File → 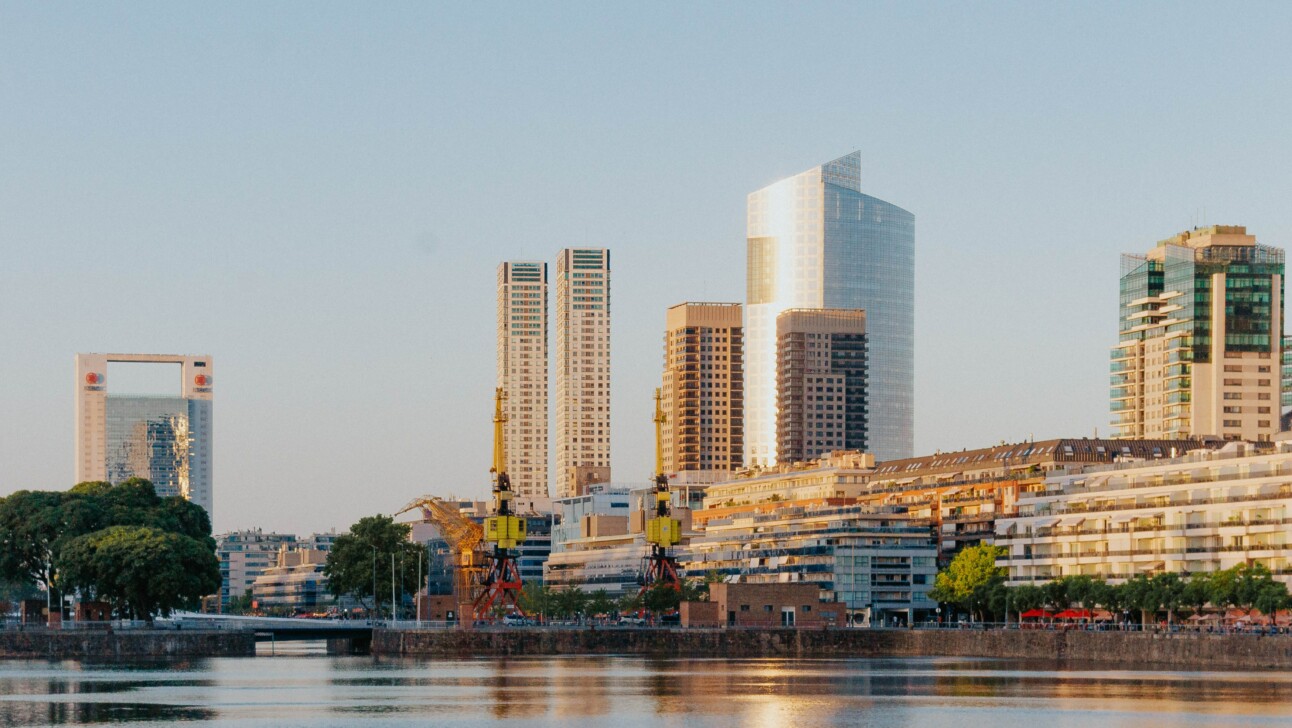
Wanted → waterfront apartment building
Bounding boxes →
[662,302,744,474]
[746,151,914,466]
[250,547,331,613]
[997,439,1290,588]
[682,503,937,627]
[1113,226,1284,442]
[860,438,1223,564]
[776,308,868,464]
[216,530,297,609]
[497,261,549,501]
[555,248,611,498]
[545,485,642,595]
[75,353,214,515]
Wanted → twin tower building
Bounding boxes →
[499,152,916,502]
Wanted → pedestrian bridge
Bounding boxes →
[170,613,374,641]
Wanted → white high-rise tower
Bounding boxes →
[497,261,550,501]
[555,248,611,497]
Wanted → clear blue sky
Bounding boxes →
[2,2,1290,534]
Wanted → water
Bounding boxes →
[2,641,1291,727]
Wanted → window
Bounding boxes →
[763,605,773,612]
[740,605,750,612]
[1224,419,1241,428]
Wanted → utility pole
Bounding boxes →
[391,553,397,627]
[372,547,378,624]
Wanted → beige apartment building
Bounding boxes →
[1113,226,1283,442]
[997,439,1290,588]
[776,308,867,464]
[497,261,549,501]
[555,248,611,497]
[661,302,744,475]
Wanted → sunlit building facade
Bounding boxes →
[555,248,612,497]
[498,261,549,501]
[75,353,214,514]
[1113,226,1284,442]
[746,151,913,466]
[662,302,744,474]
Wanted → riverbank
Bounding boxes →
[0,629,255,659]
[372,627,1292,669]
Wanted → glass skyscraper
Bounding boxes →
[76,353,214,515]
[746,152,914,465]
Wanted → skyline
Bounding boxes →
[3,3,1291,534]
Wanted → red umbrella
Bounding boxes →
[1054,609,1093,620]
[1019,609,1052,619]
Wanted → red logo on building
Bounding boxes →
[85,373,101,385]
[194,375,211,387]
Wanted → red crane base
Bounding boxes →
[473,553,525,621]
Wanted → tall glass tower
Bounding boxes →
[746,152,914,465]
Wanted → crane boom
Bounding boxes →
[394,496,484,615]
[641,388,682,594]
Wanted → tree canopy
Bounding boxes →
[929,544,1007,621]
[323,514,424,617]
[0,479,218,620]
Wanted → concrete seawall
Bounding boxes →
[0,630,255,659]
[373,628,1292,669]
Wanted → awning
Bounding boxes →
[1031,517,1059,528]
[1057,517,1086,527]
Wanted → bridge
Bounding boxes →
[170,612,375,642]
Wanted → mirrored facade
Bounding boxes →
[76,353,214,515]
[746,152,914,465]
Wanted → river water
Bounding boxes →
[2,641,1290,727]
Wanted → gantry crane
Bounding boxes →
[395,496,484,615]
[640,388,682,593]
[473,387,527,619]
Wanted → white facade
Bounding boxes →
[75,353,214,515]
[746,152,915,466]
[497,261,549,500]
[555,248,611,498]
[998,440,1292,588]
[217,530,297,609]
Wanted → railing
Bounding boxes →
[1000,516,1292,541]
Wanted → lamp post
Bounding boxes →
[371,547,378,624]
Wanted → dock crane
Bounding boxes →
[640,388,682,593]
[473,387,527,619]
[394,496,483,616]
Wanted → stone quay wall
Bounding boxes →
[372,627,1292,669]
[0,629,255,659]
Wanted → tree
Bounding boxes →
[1041,578,1071,611]
[553,586,589,619]
[928,544,1007,622]
[643,583,681,618]
[0,480,219,620]
[0,490,68,596]
[1231,563,1279,617]
[617,591,643,615]
[1181,574,1212,617]
[323,515,424,618]
[1008,584,1046,614]
[587,589,616,620]
[59,526,220,621]
[519,581,554,620]
[1150,572,1186,628]
[1253,581,1290,618]
[1121,574,1161,626]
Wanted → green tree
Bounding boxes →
[1150,572,1187,627]
[1041,578,1071,611]
[553,586,589,618]
[1181,574,1213,617]
[226,591,256,615]
[1008,584,1046,614]
[587,589,616,620]
[1121,574,1161,626]
[643,583,681,618]
[59,526,220,621]
[1253,581,1290,618]
[1231,563,1278,617]
[928,544,1007,622]
[0,490,68,597]
[519,581,554,620]
[323,514,423,618]
[617,591,643,615]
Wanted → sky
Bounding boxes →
[2,2,1291,535]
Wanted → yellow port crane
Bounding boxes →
[474,387,527,619]
[394,496,484,616]
[640,388,682,593]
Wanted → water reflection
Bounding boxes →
[1,652,1291,727]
